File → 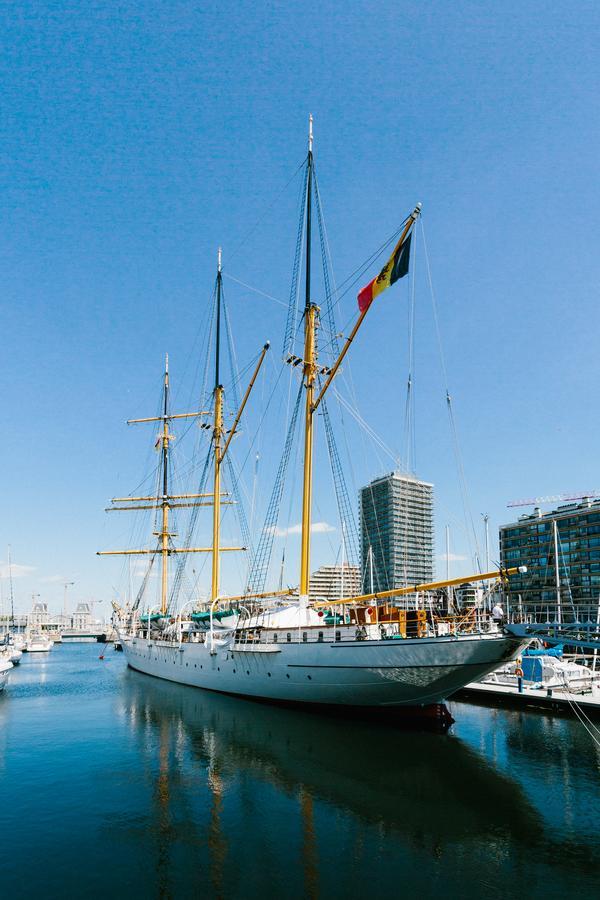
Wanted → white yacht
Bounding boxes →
[0,657,12,692]
[1,642,22,666]
[481,646,600,694]
[24,632,54,653]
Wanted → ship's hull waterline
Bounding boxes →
[121,632,521,708]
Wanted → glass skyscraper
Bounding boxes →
[359,472,434,592]
[500,499,600,618]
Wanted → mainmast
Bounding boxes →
[295,116,422,608]
[299,114,317,607]
[212,248,224,603]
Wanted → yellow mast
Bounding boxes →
[210,247,271,604]
[299,115,316,607]
[295,117,421,605]
[300,305,317,600]
[211,386,224,602]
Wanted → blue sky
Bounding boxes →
[1,1,599,616]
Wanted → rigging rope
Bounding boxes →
[246,380,304,593]
[169,443,213,609]
[313,163,340,361]
[222,286,241,412]
[225,452,252,559]
[421,217,482,572]
[403,226,417,474]
[283,163,309,359]
[321,394,360,567]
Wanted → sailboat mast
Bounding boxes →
[8,545,14,628]
[299,115,317,603]
[211,248,224,602]
[553,519,562,625]
[160,355,170,615]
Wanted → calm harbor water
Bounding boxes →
[0,644,599,899]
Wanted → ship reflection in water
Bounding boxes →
[116,671,600,898]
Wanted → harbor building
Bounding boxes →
[309,564,361,602]
[500,499,600,618]
[72,602,93,631]
[360,472,434,592]
[29,600,49,627]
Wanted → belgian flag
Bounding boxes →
[357,231,412,313]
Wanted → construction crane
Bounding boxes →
[507,491,600,508]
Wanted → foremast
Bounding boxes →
[99,248,270,618]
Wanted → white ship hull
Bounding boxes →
[122,632,521,708]
[0,660,12,692]
[25,639,54,652]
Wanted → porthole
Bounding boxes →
[233,669,236,674]
[286,673,290,679]
[307,674,312,680]
[267,672,271,677]
[247,670,250,675]
[217,666,220,671]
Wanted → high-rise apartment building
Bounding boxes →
[500,499,600,617]
[360,472,434,592]
[309,564,361,602]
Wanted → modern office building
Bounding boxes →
[500,499,600,617]
[360,472,434,592]
[309,564,361,602]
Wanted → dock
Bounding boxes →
[454,680,600,717]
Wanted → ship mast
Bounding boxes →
[98,252,271,615]
[299,114,317,609]
[212,247,224,603]
[160,354,171,615]
[296,116,422,608]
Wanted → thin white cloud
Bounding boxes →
[267,522,336,538]
[131,562,158,578]
[39,574,70,584]
[0,561,36,579]
[438,552,467,562]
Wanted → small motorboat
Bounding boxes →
[24,632,54,653]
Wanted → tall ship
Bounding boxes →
[100,120,526,716]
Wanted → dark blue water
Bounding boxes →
[0,644,598,899]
